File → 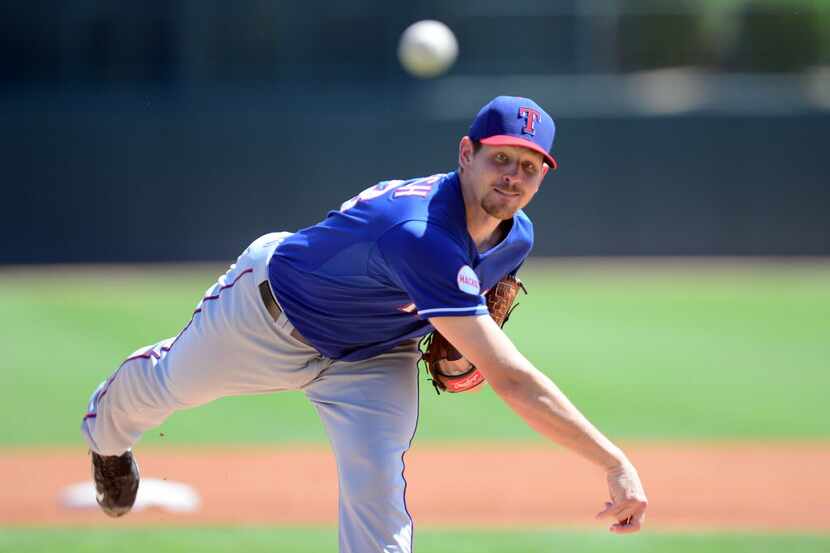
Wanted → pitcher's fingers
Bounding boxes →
[605,501,646,526]
[626,501,648,521]
[595,501,614,519]
[610,519,642,534]
[598,502,630,520]
[615,511,646,531]
[610,515,644,534]
[613,499,648,522]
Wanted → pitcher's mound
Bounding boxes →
[60,478,200,513]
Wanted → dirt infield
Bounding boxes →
[2,442,829,532]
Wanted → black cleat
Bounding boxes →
[90,450,140,517]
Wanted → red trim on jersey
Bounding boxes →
[82,268,255,421]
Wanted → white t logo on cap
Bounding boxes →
[518,106,541,135]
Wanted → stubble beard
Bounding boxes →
[481,190,522,221]
[481,200,515,220]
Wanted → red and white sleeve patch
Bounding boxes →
[456,265,481,295]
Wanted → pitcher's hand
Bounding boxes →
[596,461,648,534]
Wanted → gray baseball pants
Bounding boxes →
[81,233,421,553]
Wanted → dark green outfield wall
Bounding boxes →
[1,87,827,262]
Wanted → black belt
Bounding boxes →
[258,281,314,347]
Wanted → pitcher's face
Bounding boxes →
[458,137,547,220]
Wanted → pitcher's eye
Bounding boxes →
[494,153,508,163]
[523,161,538,175]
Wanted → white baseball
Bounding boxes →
[397,20,459,79]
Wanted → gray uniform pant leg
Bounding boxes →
[80,231,424,553]
[304,341,421,553]
[81,232,322,455]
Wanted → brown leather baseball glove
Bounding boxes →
[419,274,526,394]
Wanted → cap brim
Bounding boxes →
[480,135,558,170]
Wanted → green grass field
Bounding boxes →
[1,260,828,552]
[2,527,829,553]
[1,260,828,446]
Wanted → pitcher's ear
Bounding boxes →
[459,136,475,168]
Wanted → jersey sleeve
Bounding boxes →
[376,220,488,318]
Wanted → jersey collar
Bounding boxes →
[446,171,522,263]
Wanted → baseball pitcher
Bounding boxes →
[81,96,647,552]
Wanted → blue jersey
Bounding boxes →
[267,171,533,361]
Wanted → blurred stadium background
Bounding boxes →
[2,0,828,261]
[2,1,829,552]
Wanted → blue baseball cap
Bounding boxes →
[468,96,557,169]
